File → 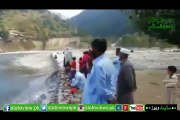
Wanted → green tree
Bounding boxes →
[131,9,180,48]
[31,17,50,50]
[0,24,9,41]
[36,27,49,50]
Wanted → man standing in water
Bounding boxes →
[82,38,116,104]
[117,48,137,104]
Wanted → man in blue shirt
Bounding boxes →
[71,70,86,91]
[113,48,121,71]
[82,38,116,104]
[112,48,121,93]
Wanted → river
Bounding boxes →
[0,51,62,110]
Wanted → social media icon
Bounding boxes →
[78,104,84,112]
[116,104,122,111]
[135,104,144,111]
[122,104,129,111]
[130,104,136,111]
[130,104,144,111]
[40,104,47,112]
[4,104,10,112]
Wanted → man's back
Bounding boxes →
[82,54,116,104]
[82,54,90,62]
[64,50,72,63]
[71,60,76,70]
[72,71,86,90]
[113,57,121,71]
[117,60,137,95]
[76,72,86,84]
[112,57,121,92]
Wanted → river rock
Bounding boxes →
[70,98,81,104]
[40,94,46,99]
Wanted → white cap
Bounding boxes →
[120,48,130,55]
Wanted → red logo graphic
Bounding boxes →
[122,104,129,111]
[135,105,144,111]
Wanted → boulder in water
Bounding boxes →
[40,94,46,99]
[173,49,180,52]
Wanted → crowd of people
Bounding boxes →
[60,38,179,104]
[61,38,137,104]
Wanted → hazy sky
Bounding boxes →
[49,10,84,18]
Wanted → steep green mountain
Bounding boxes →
[70,10,137,38]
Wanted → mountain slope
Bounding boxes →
[0,10,91,51]
[70,10,137,37]
[0,10,79,39]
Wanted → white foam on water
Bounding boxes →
[0,51,64,107]
[10,51,65,70]
[51,52,64,68]
[12,53,52,69]
[9,52,59,75]
[11,75,50,104]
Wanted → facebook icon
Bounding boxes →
[4,104,10,112]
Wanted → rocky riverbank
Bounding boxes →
[48,69,82,104]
